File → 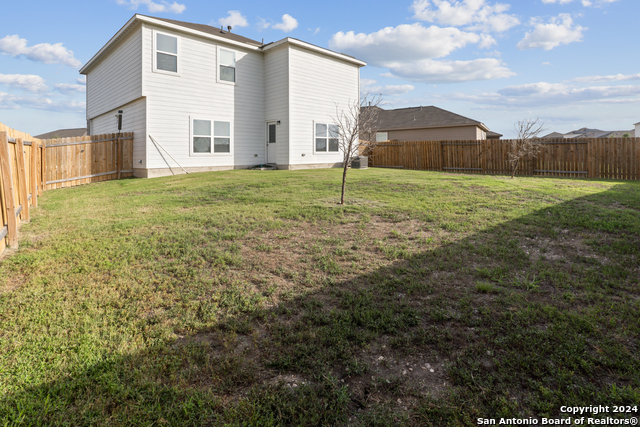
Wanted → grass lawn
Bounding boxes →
[0,168,639,426]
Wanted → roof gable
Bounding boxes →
[368,106,488,132]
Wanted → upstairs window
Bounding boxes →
[155,32,178,73]
[315,123,339,152]
[219,48,236,83]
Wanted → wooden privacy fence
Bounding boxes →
[42,133,134,190]
[1,121,135,254]
[0,132,44,254]
[369,137,640,180]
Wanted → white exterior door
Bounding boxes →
[267,122,277,164]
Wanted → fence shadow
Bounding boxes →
[1,182,639,425]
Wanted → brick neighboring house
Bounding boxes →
[365,105,501,142]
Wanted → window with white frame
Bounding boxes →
[315,123,339,152]
[219,48,236,83]
[155,32,178,73]
[191,118,231,154]
[376,132,388,142]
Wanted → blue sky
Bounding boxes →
[0,0,637,138]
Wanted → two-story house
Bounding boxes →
[80,15,365,178]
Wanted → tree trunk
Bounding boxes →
[511,158,520,179]
[340,160,348,204]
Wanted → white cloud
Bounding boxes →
[541,0,619,5]
[331,23,514,83]
[54,83,86,94]
[116,0,185,14]
[217,10,248,28]
[517,14,586,51]
[573,73,640,83]
[309,27,321,35]
[0,35,81,68]
[76,77,86,85]
[360,80,415,96]
[257,18,271,30]
[330,23,482,66]
[258,14,298,32]
[542,62,552,66]
[272,14,298,32]
[0,91,85,112]
[0,74,48,92]
[382,58,515,83]
[410,0,520,33]
[441,82,640,107]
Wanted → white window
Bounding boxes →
[376,132,388,142]
[315,123,339,153]
[191,118,232,155]
[154,31,179,74]
[218,48,236,83]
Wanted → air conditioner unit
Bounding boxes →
[351,156,368,169]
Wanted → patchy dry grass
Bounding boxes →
[0,168,639,426]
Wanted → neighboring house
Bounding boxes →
[80,14,365,178]
[34,128,88,140]
[486,131,503,140]
[366,106,498,142]
[543,127,635,139]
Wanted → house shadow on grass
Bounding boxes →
[2,182,640,426]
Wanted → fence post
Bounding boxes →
[40,142,46,193]
[16,138,30,222]
[0,132,18,248]
[30,140,38,207]
[117,134,122,179]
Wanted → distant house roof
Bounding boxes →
[366,105,490,132]
[487,131,502,139]
[34,128,87,140]
[543,127,634,139]
[542,132,565,139]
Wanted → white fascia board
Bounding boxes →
[80,14,261,74]
[262,37,367,67]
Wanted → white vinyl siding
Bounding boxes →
[89,97,147,169]
[142,24,264,169]
[264,45,289,166]
[86,25,143,120]
[288,44,359,165]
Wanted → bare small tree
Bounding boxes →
[332,93,383,204]
[507,118,546,179]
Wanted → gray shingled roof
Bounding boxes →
[487,131,502,139]
[544,127,635,139]
[34,128,87,140]
[147,15,263,47]
[365,106,488,132]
